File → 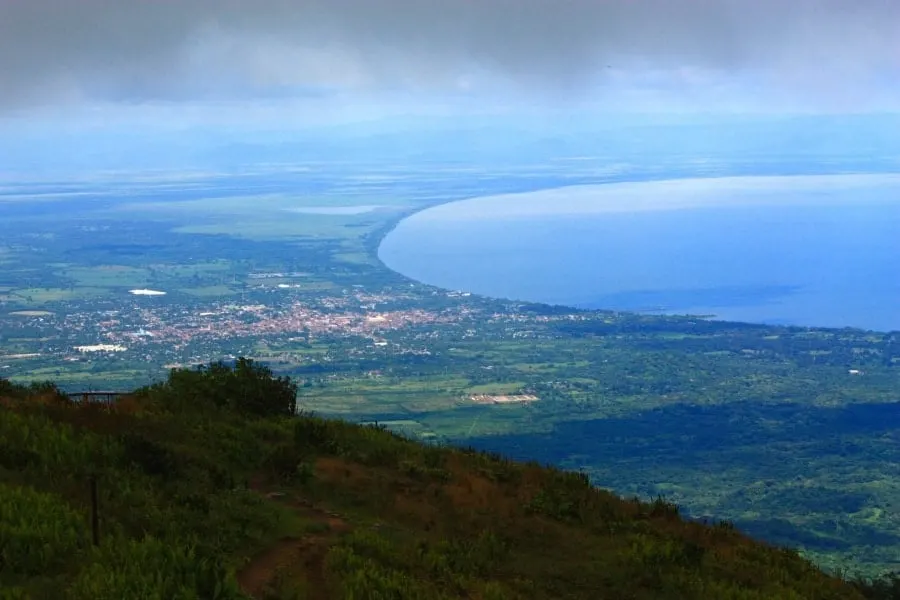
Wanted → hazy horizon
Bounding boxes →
[2,0,899,148]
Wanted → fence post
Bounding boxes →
[90,475,100,546]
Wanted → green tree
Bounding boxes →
[145,357,297,417]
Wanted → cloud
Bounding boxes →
[1,0,898,112]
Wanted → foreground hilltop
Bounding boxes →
[0,360,894,599]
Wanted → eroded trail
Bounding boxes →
[237,484,350,600]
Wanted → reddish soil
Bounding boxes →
[237,480,350,599]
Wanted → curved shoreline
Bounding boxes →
[371,173,900,333]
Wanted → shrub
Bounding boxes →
[649,495,681,520]
[854,572,900,599]
[0,483,89,576]
[262,443,314,484]
[0,587,31,600]
[67,536,242,600]
[144,358,297,418]
[294,416,339,454]
[27,381,70,403]
[0,377,23,398]
[120,434,181,479]
[0,378,68,403]
[0,410,108,475]
[326,539,449,600]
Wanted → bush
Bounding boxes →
[854,572,900,599]
[0,587,31,600]
[0,377,23,398]
[67,536,242,600]
[0,378,68,405]
[326,535,450,600]
[262,443,314,484]
[0,483,89,576]
[120,434,181,479]
[144,358,297,418]
[0,410,108,475]
[294,416,339,454]
[649,495,681,520]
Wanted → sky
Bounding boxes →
[1,0,899,131]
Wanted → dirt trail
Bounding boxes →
[238,537,307,599]
[237,482,350,599]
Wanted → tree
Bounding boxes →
[146,357,298,417]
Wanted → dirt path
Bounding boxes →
[238,537,307,599]
[237,483,350,599]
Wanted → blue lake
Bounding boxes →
[379,175,900,332]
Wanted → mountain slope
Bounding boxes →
[0,366,890,599]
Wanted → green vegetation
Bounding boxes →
[2,365,898,599]
[4,169,900,578]
[145,358,298,417]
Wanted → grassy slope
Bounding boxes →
[0,377,887,600]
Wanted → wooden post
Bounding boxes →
[90,475,100,546]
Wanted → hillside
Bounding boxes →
[0,362,895,599]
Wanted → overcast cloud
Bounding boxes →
[1,0,898,114]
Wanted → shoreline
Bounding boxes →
[369,173,900,334]
[393,173,900,222]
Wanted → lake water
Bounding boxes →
[379,175,900,332]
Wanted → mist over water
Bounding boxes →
[379,175,900,332]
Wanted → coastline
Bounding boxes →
[370,173,900,334]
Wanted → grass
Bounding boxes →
[56,266,152,288]
[304,390,461,416]
[467,382,527,394]
[173,216,383,242]
[116,193,414,216]
[97,191,402,242]
[149,260,234,273]
[331,252,377,265]
[2,366,889,599]
[180,285,239,297]
[7,367,162,392]
[8,287,107,304]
